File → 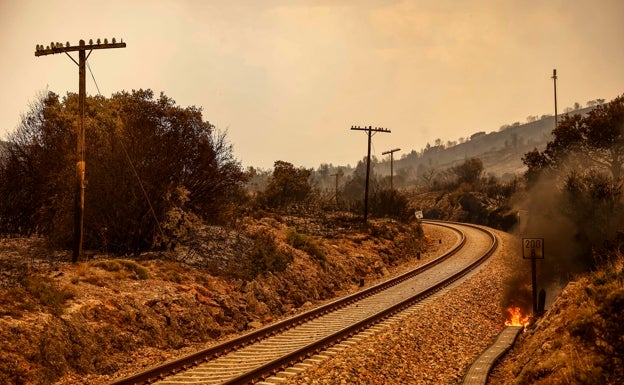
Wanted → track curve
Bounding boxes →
[110,221,497,385]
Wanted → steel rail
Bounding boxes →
[110,221,479,385]
[223,221,497,384]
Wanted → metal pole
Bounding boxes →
[532,256,538,314]
[552,69,558,128]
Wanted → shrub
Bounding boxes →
[369,188,413,220]
[567,254,624,383]
[244,229,292,279]
[91,259,149,280]
[23,276,75,315]
[286,228,327,264]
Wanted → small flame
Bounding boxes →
[504,306,531,328]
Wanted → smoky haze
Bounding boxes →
[504,152,624,315]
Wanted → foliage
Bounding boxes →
[560,171,624,267]
[260,160,312,209]
[286,228,327,264]
[451,157,484,187]
[520,96,624,271]
[242,229,293,280]
[567,254,624,384]
[22,276,75,315]
[0,90,247,253]
[1,275,76,317]
[341,158,379,203]
[91,259,149,280]
[369,188,413,221]
[523,94,624,181]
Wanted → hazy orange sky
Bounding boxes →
[1,0,623,169]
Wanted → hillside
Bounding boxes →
[489,252,624,384]
[374,106,595,180]
[0,214,432,384]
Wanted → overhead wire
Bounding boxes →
[86,60,166,243]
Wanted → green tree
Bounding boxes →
[0,90,246,252]
[523,95,624,180]
[452,157,484,187]
[520,94,624,272]
[262,160,312,208]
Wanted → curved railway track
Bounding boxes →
[110,220,498,385]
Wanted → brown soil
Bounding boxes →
[0,215,445,385]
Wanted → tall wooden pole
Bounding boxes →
[75,44,86,261]
[351,125,390,222]
[35,38,126,262]
[382,148,400,190]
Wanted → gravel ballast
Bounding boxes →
[283,228,515,385]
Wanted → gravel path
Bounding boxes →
[283,226,514,385]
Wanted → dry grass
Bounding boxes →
[490,252,624,385]
[90,259,149,280]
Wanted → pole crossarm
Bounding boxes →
[349,124,391,222]
[351,125,391,134]
[34,37,126,263]
[382,148,401,156]
[35,39,126,57]
[382,148,401,190]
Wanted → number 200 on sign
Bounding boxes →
[522,238,544,259]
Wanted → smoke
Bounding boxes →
[501,96,624,315]
[502,163,624,314]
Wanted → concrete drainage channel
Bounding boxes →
[461,325,523,385]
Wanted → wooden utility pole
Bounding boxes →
[350,125,391,222]
[35,38,126,262]
[330,172,340,205]
[382,148,400,190]
[552,69,558,128]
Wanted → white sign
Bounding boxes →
[522,238,544,259]
[415,210,423,219]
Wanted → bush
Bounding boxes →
[369,188,413,220]
[286,228,327,264]
[243,229,293,280]
[567,254,624,383]
[24,276,75,315]
[0,90,247,254]
[91,259,149,280]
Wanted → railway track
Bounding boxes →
[110,220,498,385]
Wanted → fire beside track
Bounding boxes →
[110,220,498,385]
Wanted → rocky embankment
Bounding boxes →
[0,215,430,385]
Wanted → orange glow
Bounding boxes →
[504,306,531,328]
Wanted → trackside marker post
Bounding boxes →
[522,238,544,314]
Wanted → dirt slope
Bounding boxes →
[0,215,435,385]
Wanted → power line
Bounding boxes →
[86,61,101,95]
[82,53,166,245]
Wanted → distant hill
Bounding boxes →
[376,106,595,181]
